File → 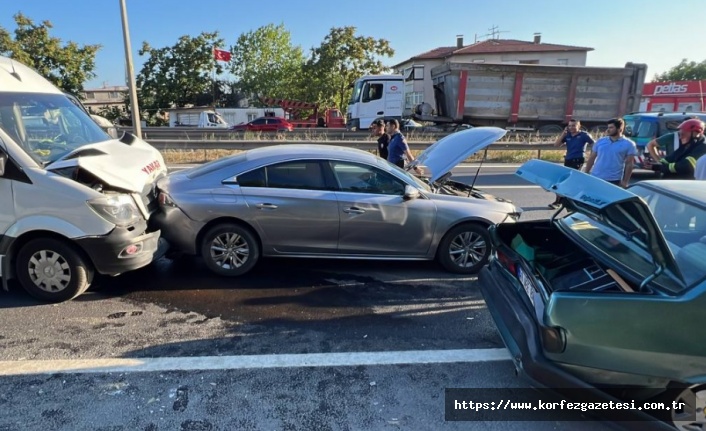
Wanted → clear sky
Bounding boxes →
[1,0,702,89]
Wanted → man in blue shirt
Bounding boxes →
[584,118,637,188]
[386,119,416,168]
[549,119,595,208]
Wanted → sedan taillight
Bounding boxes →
[158,191,177,207]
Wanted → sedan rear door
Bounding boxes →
[236,160,340,254]
[328,161,436,256]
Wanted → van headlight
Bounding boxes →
[87,195,141,226]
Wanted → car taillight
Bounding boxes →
[495,248,516,275]
[158,191,176,207]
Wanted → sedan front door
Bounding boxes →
[329,161,436,256]
[237,160,340,254]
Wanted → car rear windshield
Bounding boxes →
[630,185,706,288]
[186,153,247,179]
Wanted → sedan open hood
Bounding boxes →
[516,159,682,281]
[411,127,507,183]
[45,139,166,192]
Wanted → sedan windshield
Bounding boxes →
[383,159,431,192]
[0,92,110,166]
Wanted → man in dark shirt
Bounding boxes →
[549,119,595,208]
[371,119,389,160]
[644,119,706,179]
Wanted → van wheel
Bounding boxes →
[437,223,490,274]
[200,223,259,276]
[15,238,93,302]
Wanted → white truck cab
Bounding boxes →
[346,74,404,130]
[0,56,168,302]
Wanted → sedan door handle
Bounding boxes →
[343,207,365,214]
[256,203,278,210]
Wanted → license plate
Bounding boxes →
[517,267,535,306]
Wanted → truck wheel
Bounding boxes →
[437,223,490,274]
[15,238,94,302]
[200,223,259,276]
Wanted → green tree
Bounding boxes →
[229,24,305,102]
[303,27,394,111]
[0,13,100,94]
[136,31,225,111]
[655,59,706,81]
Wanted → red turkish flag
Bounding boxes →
[214,49,231,62]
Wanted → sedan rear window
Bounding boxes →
[237,161,327,190]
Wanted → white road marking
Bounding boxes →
[0,349,511,376]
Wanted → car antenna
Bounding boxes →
[468,148,487,195]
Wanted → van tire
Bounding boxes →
[437,223,490,274]
[15,238,94,303]
[200,223,259,276]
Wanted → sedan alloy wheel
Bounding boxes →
[437,223,490,274]
[201,223,260,276]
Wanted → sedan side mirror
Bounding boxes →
[403,185,420,201]
[0,152,6,176]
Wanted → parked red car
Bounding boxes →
[231,117,293,132]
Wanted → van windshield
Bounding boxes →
[0,92,110,166]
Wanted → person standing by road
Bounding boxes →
[549,119,595,208]
[645,115,702,162]
[644,119,706,179]
[696,154,706,180]
[371,119,390,160]
[583,118,637,188]
[387,119,416,169]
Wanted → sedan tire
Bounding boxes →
[15,238,94,302]
[200,223,260,276]
[437,223,490,274]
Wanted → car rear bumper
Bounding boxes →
[478,261,674,430]
[151,207,203,255]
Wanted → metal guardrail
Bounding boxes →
[122,127,562,142]
[145,139,560,158]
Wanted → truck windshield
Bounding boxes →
[349,81,364,105]
[0,92,110,166]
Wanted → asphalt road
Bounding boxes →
[0,164,663,431]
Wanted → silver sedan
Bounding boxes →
[153,127,522,276]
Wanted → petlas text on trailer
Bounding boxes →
[0,56,168,302]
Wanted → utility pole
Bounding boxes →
[119,0,142,137]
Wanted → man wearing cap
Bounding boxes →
[371,119,389,160]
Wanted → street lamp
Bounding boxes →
[119,0,142,137]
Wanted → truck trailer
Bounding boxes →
[425,61,647,132]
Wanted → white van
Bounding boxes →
[0,56,168,302]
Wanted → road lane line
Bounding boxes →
[0,349,511,376]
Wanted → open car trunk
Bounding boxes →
[495,221,643,294]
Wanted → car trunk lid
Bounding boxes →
[515,159,684,286]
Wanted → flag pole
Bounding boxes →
[212,48,216,107]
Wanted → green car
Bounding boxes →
[479,159,706,430]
